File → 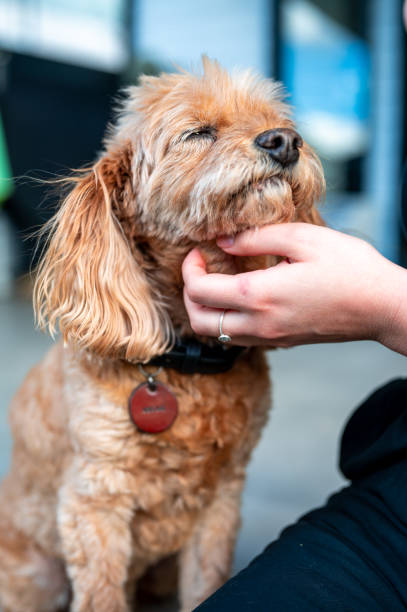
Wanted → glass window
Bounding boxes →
[136,0,273,75]
[0,0,127,70]
[281,0,370,194]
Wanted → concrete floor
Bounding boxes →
[1,296,406,609]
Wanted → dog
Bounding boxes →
[0,58,324,612]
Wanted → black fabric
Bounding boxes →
[195,378,407,611]
[148,338,246,374]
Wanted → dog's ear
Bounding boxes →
[34,144,173,362]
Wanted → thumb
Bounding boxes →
[182,247,208,285]
[216,223,317,260]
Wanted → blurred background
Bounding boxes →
[0,0,406,606]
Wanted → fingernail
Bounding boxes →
[217,235,235,248]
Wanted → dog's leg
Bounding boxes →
[178,475,244,612]
[58,466,139,612]
[0,513,70,612]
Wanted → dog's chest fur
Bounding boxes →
[66,345,270,558]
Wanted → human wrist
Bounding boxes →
[371,259,407,356]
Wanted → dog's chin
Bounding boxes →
[189,176,296,242]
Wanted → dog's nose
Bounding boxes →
[255,128,303,166]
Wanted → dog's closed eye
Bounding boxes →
[184,127,216,141]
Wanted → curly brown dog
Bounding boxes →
[0,58,324,612]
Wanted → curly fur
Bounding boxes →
[0,58,324,612]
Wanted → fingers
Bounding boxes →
[217,222,323,260]
[183,289,262,346]
[182,248,263,310]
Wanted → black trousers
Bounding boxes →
[195,379,407,611]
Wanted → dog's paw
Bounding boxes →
[72,588,129,612]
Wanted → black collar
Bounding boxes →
[147,338,246,375]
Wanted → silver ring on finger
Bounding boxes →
[218,309,232,344]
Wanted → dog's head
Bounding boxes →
[35,58,325,362]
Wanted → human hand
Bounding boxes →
[182,223,407,355]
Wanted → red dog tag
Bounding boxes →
[129,382,178,433]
